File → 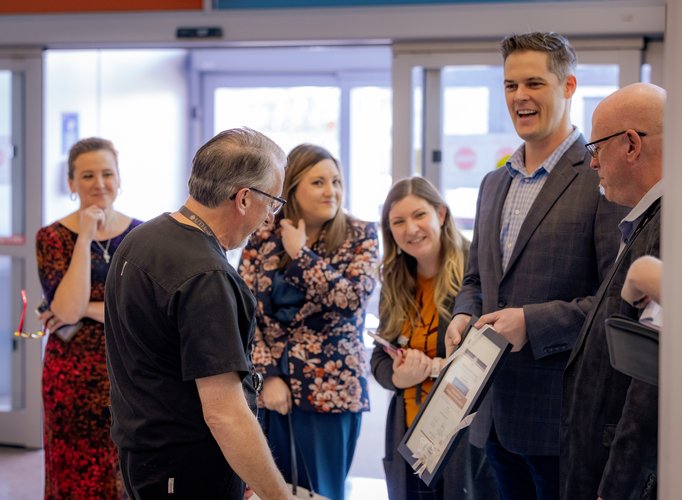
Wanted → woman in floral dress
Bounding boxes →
[239,143,379,500]
[36,137,142,499]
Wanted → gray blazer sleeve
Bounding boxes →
[371,343,398,392]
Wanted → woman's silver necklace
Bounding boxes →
[94,239,111,264]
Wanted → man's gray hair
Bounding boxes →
[188,127,286,208]
[501,32,577,82]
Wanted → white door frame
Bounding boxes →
[0,50,44,448]
[391,39,644,183]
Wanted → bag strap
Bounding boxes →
[281,336,318,497]
[287,401,317,497]
[287,412,299,496]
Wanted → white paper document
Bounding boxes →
[640,301,662,330]
[398,321,511,485]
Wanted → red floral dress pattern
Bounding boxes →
[240,219,379,413]
[36,220,141,500]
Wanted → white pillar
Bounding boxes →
[660,0,682,496]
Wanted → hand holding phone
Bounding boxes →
[35,300,49,316]
[35,300,83,342]
[54,322,84,342]
[35,300,55,328]
[367,330,399,354]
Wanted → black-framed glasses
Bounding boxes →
[585,130,647,159]
[230,187,286,215]
[13,289,45,339]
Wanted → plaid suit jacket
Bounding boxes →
[453,136,627,456]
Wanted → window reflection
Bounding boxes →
[440,64,619,240]
[349,86,392,223]
[214,86,341,157]
[0,71,17,240]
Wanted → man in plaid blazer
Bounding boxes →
[446,32,626,499]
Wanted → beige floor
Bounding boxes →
[0,376,391,500]
[0,446,43,500]
[0,440,387,500]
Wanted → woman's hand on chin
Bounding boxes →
[79,204,107,240]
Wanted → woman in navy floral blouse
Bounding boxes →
[239,143,379,500]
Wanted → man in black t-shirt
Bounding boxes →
[105,128,292,499]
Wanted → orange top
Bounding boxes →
[403,275,439,427]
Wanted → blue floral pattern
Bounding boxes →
[240,219,379,413]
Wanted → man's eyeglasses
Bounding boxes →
[14,289,45,339]
[230,187,287,215]
[585,130,647,159]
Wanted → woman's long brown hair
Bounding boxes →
[278,143,355,269]
[378,177,469,341]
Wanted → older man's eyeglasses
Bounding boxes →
[230,187,286,215]
[585,130,647,159]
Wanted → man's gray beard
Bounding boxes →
[599,184,605,197]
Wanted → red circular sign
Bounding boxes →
[454,146,476,170]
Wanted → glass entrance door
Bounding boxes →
[196,46,392,275]
[393,43,642,240]
[0,52,44,448]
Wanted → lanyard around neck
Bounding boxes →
[178,205,224,250]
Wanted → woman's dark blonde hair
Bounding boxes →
[279,143,355,269]
[379,177,469,341]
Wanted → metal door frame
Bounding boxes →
[0,49,44,448]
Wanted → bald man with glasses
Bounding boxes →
[561,83,665,500]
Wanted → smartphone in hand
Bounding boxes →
[35,300,83,342]
[367,330,399,354]
[35,300,49,316]
[54,322,83,342]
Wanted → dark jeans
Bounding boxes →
[404,461,444,500]
[485,426,559,500]
[261,406,361,500]
[119,440,243,499]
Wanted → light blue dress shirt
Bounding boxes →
[500,127,582,271]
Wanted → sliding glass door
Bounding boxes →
[0,51,44,448]
[392,42,642,240]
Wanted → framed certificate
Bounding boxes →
[397,317,511,486]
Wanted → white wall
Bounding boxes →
[44,49,189,223]
[660,0,682,496]
[0,71,11,236]
[0,2,665,48]
[644,40,664,85]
